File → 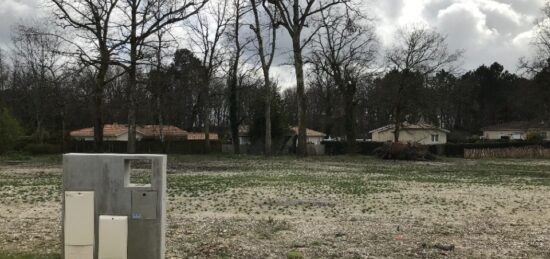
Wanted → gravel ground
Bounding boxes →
[1,155,550,258]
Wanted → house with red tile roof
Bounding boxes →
[70,123,188,141]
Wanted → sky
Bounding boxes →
[0,0,546,86]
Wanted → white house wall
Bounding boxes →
[372,129,447,145]
[74,133,144,142]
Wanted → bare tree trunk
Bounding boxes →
[344,90,357,153]
[292,37,307,157]
[202,82,211,153]
[229,73,240,154]
[345,97,357,154]
[36,119,43,144]
[155,33,165,145]
[93,66,106,152]
[394,78,406,143]
[324,85,333,137]
[229,3,242,155]
[394,106,402,143]
[250,0,276,156]
[61,109,66,153]
[93,93,104,152]
[157,95,164,142]
[127,71,137,153]
[264,73,272,156]
[127,1,138,154]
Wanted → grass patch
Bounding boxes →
[0,154,61,165]
[287,251,303,259]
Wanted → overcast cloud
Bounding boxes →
[0,0,545,86]
[370,0,544,71]
[0,0,42,49]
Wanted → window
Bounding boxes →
[541,132,548,140]
[125,159,152,187]
[431,134,439,143]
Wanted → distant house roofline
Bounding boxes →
[369,123,450,134]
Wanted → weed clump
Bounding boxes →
[287,251,303,259]
[374,142,436,161]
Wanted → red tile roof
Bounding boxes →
[141,125,188,138]
[70,124,188,138]
[70,124,131,137]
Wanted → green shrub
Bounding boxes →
[287,251,303,259]
[0,108,23,154]
[374,142,436,161]
[323,140,385,155]
[2,152,31,161]
[527,132,545,142]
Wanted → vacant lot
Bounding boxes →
[1,155,550,258]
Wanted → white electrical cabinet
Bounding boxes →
[65,245,93,258]
[64,191,94,259]
[98,215,128,259]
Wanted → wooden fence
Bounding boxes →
[464,145,550,159]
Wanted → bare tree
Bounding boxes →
[186,0,231,152]
[226,0,249,154]
[521,2,550,73]
[536,3,550,57]
[148,29,172,144]
[250,0,277,155]
[11,23,68,143]
[51,0,124,152]
[0,49,8,93]
[386,26,462,142]
[265,0,350,156]
[537,4,550,57]
[309,63,335,136]
[116,0,207,153]
[311,7,377,153]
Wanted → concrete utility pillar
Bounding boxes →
[62,154,167,259]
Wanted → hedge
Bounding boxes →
[324,140,550,157]
[429,141,550,157]
[23,143,63,155]
[323,141,384,155]
[69,139,222,154]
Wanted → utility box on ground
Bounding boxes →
[62,154,167,259]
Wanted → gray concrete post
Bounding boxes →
[63,153,167,259]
